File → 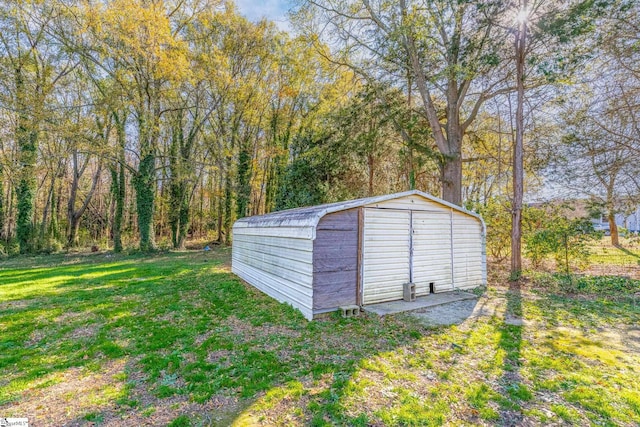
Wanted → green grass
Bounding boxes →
[1,249,639,426]
[528,271,640,299]
[589,236,640,266]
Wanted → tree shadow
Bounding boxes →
[614,244,640,260]
[5,251,536,426]
[497,281,526,426]
[228,294,491,426]
[0,252,431,426]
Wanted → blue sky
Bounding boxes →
[235,0,293,31]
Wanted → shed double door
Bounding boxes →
[361,208,453,304]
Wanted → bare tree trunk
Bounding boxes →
[367,154,375,196]
[67,150,80,246]
[6,179,13,241]
[111,112,126,252]
[198,175,204,238]
[608,211,619,246]
[511,2,527,280]
[442,156,462,206]
[0,164,5,242]
[68,149,103,247]
[223,165,233,245]
[15,66,38,253]
[401,0,468,206]
[603,177,620,246]
[54,174,63,240]
[216,165,224,243]
[41,172,56,238]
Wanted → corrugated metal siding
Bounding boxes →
[231,191,485,319]
[361,195,484,302]
[231,225,314,240]
[313,210,358,311]
[232,230,314,320]
[366,195,451,213]
[362,208,411,304]
[452,215,484,289]
[233,190,483,233]
[412,211,453,293]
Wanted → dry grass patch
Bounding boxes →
[3,359,127,425]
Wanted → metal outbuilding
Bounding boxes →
[232,190,486,320]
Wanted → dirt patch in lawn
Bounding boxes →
[1,356,250,427]
[0,300,31,311]
[67,325,100,340]
[233,374,334,426]
[104,364,246,427]
[224,316,302,340]
[2,359,127,425]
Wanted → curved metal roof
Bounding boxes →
[233,190,483,230]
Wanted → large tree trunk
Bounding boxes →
[176,200,189,249]
[443,80,464,206]
[510,2,527,279]
[222,128,236,245]
[15,67,37,253]
[216,166,224,243]
[111,113,126,253]
[41,172,56,238]
[441,154,462,206]
[134,106,159,252]
[169,174,189,250]
[223,162,233,245]
[68,219,81,248]
[48,174,59,240]
[68,149,103,247]
[235,140,252,219]
[134,93,160,252]
[168,121,183,249]
[169,113,200,250]
[6,179,14,241]
[111,163,125,252]
[0,164,5,241]
[402,4,465,206]
[134,153,156,251]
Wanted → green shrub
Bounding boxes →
[531,272,640,296]
[470,198,512,261]
[524,216,600,273]
[35,237,64,254]
[4,238,20,256]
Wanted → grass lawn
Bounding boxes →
[587,237,640,278]
[1,249,639,426]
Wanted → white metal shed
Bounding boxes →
[232,190,486,320]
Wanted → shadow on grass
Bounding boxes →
[0,251,430,426]
[497,282,526,426]
[227,294,490,426]
[614,244,640,260]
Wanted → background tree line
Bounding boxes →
[0,0,638,262]
[0,0,346,253]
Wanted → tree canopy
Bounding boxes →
[0,0,637,254]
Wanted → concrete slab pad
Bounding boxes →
[363,290,478,316]
[410,299,479,326]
